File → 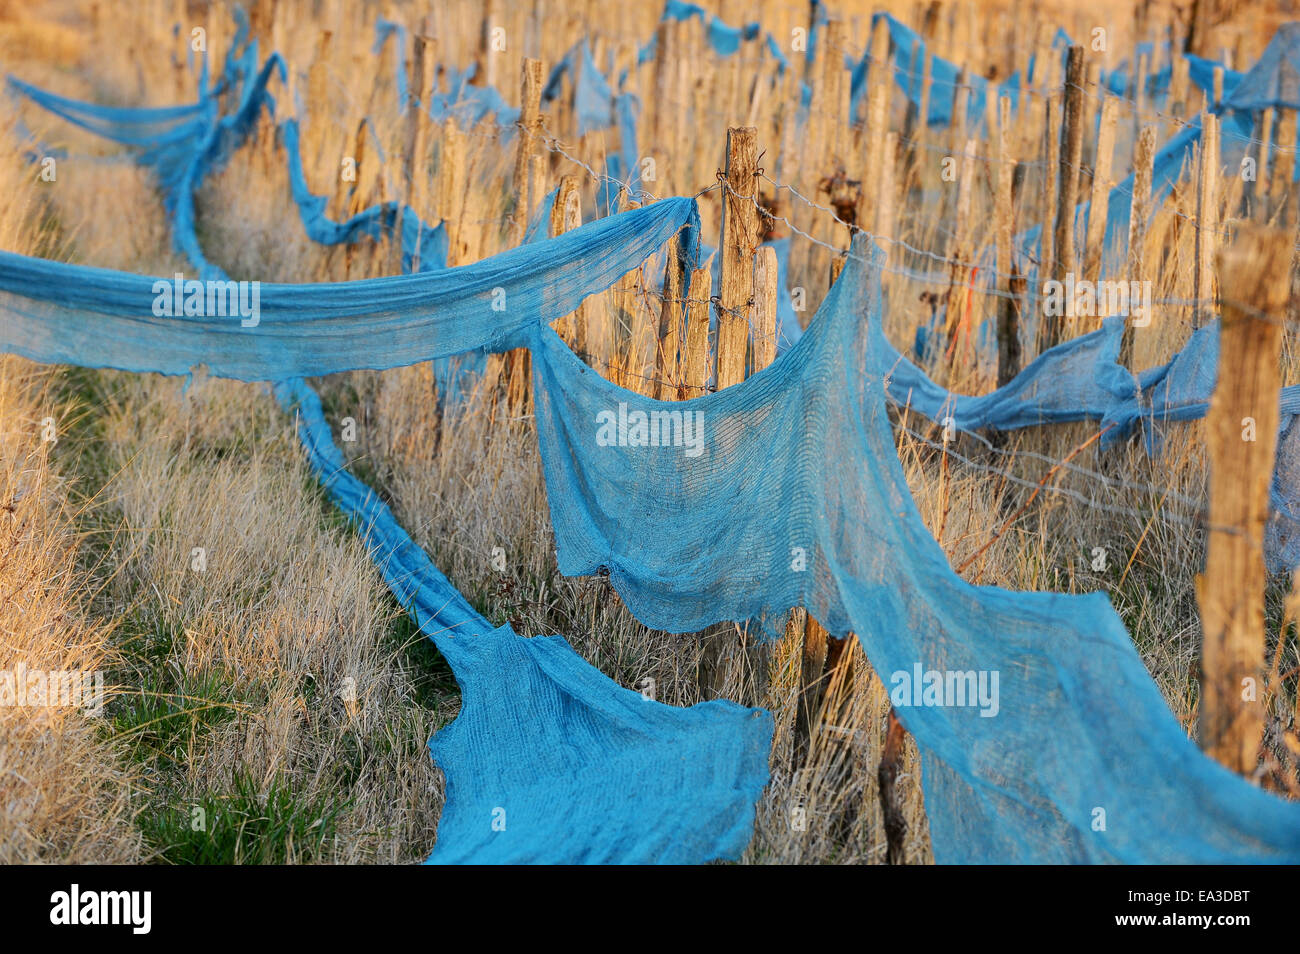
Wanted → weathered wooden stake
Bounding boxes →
[858,17,892,232]
[618,200,657,397]
[1198,224,1291,776]
[1046,46,1085,347]
[878,706,909,863]
[794,613,829,762]
[717,127,760,390]
[1084,95,1119,285]
[1268,108,1297,226]
[1169,54,1190,122]
[681,264,712,399]
[655,236,685,400]
[942,138,977,349]
[1038,93,1061,296]
[875,131,899,239]
[550,175,586,356]
[752,246,779,373]
[1121,125,1157,368]
[1257,108,1275,197]
[1194,112,1221,327]
[995,97,1022,387]
[439,119,468,267]
[509,58,545,246]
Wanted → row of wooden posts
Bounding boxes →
[488,56,864,799]
[243,1,1294,833]
[497,57,1298,815]
[417,24,1294,816]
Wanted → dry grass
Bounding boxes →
[0,357,141,863]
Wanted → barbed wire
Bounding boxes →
[895,420,1205,528]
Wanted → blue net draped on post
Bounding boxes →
[9,15,285,279]
[881,317,1300,571]
[530,236,1300,863]
[281,118,449,273]
[274,377,772,864]
[543,39,617,136]
[0,197,700,380]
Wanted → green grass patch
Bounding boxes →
[140,774,349,864]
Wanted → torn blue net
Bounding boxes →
[531,236,1300,862]
[275,377,772,864]
[3,24,775,866]
[426,63,519,129]
[647,0,789,74]
[543,39,617,136]
[281,118,448,274]
[10,6,284,280]
[882,317,1300,571]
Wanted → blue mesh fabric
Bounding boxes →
[275,377,773,864]
[531,238,1300,862]
[3,7,1300,865]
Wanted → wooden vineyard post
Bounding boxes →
[652,20,673,187]
[1187,0,1215,59]
[1045,46,1085,349]
[1084,95,1119,285]
[752,246,779,377]
[858,17,892,234]
[875,131,899,240]
[995,96,1022,387]
[942,139,977,356]
[1194,112,1221,328]
[681,264,712,399]
[701,128,764,694]
[617,200,657,398]
[1038,93,1061,303]
[717,127,760,390]
[913,51,934,182]
[878,706,909,864]
[1268,108,1297,227]
[654,235,685,401]
[1169,55,1190,123]
[404,32,436,273]
[305,30,333,173]
[439,119,469,267]
[1257,109,1275,209]
[794,17,846,307]
[1121,125,1157,369]
[478,0,501,92]
[1197,225,1290,776]
[948,68,969,161]
[794,613,829,764]
[510,58,545,247]
[502,58,545,409]
[550,175,586,357]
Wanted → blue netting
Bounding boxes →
[543,40,616,136]
[640,0,789,75]
[275,377,772,864]
[2,23,775,867]
[4,7,1300,865]
[532,237,1300,862]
